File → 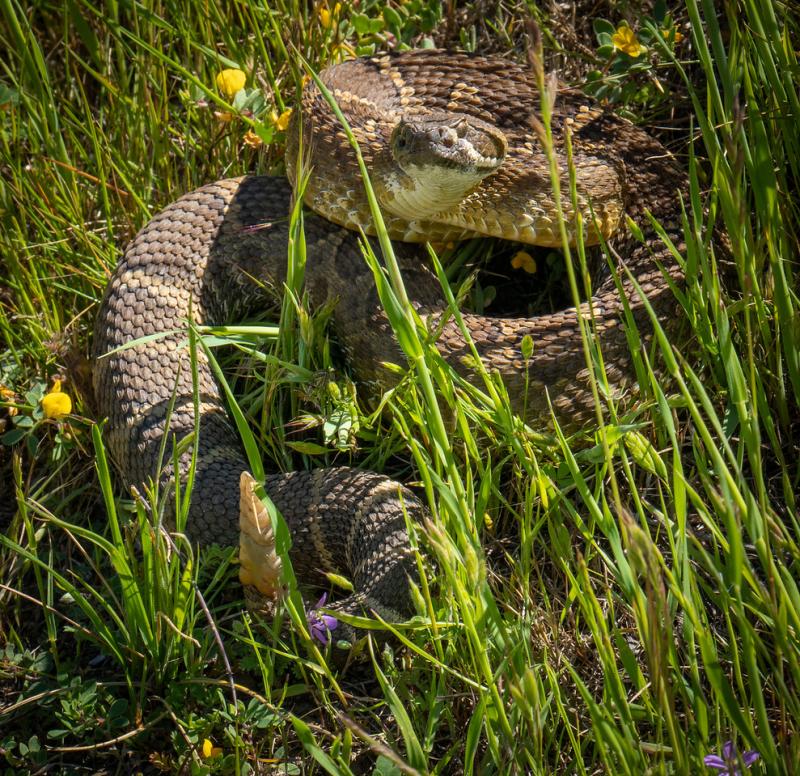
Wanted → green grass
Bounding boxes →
[1,0,799,773]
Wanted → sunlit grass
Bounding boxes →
[1,0,799,772]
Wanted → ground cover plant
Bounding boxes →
[1,0,798,773]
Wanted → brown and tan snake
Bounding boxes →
[93,50,687,637]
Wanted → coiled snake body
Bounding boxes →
[93,51,688,633]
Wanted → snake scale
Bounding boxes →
[93,50,687,636]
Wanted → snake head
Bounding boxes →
[377,113,507,221]
[391,113,507,174]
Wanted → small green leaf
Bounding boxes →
[382,6,402,31]
[0,82,20,106]
[373,755,402,776]
[593,18,616,38]
[25,385,44,406]
[351,12,372,34]
[232,88,249,110]
[1,427,27,445]
[419,9,439,33]
[255,123,274,144]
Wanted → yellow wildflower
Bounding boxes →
[201,738,223,759]
[319,2,341,29]
[1,385,18,417]
[612,25,643,57]
[216,68,246,99]
[243,129,263,148]
[511,250,537,274]
[662,27,684,44]
[41,379,72,419]
[270,108,293,131]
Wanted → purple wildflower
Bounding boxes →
[307,593,338,646]
[704,740,760,774]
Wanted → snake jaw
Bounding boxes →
[238,471,283,598]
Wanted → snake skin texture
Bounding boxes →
[93,50,689,628]
[93,177,427,628]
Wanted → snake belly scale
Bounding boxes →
[93,50,688,631]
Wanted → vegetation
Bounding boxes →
[1,0,798,773]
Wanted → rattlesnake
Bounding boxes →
[93,50,687,638]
